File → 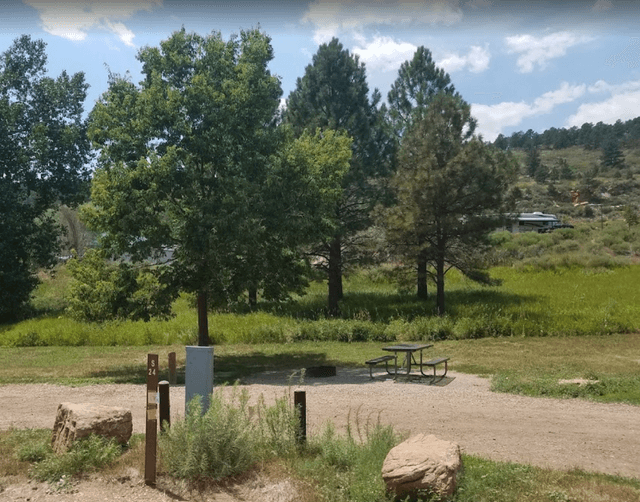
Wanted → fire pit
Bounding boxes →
[305,365,337,378]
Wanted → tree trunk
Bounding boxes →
[248,287,257,308]
[436,257,446,316]
[197,292,210,346]
[327,236,342,316]
[417,256,428,300]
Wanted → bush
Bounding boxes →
[66,249,178,322]
[159,385,299,480]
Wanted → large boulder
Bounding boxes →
[382,433,461,498]
[52,402,133,453]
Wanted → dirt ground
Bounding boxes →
[1,368,639,501]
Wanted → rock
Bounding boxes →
[382,433,461,498]
[52,402,132,453]
[558,378,599,386]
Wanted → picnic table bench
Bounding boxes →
[420,356,449,378]
[365,355,396,378]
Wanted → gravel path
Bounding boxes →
[2,368,638,479]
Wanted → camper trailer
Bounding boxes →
[509,212,573,233]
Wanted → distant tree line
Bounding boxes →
[493,117,640,152]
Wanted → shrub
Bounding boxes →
[66,249,178,323]
[29,434,121,482]
[159,385,299,480]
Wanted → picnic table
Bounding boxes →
[365,343,450,380]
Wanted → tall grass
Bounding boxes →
[3,264,640,346]
[5,224,640,348]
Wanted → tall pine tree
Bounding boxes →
[386,46,465,299]
[285,38,390,315]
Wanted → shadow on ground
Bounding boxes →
[88,351,335,385]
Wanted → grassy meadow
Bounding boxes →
[3,249,640,347]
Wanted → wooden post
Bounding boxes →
[158,380,170,431]
[145,354,159,486]
[168,352,177,385]
[294,391,306,444]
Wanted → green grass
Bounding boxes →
[0,429,125,484]
[4,260,640,346]
[455,455,640,502]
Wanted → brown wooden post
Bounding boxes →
[168,352,177,385]
[145,354,159,486]
[294,391,306,444]
[158,380,170,431]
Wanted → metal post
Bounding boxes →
[158,380,170,431]
[145,354,159,486]
[294,391,306,444]
[168,352,177,385]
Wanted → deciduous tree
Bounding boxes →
[0,35,90,321]
[85,29,350,343]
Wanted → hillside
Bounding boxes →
[507,144,640,223]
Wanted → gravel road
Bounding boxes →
[1,368,639,500]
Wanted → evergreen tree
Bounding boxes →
[382,94,516,315]
[386,46,464,298]
[285,38,390,315]
[0,36,90,321]
[601,135,625,169]
[387,46,459,138]
[526,146,543,178]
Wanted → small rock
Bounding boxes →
[558,379,599,386]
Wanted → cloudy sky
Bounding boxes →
[2,0,640,141]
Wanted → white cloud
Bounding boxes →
[303,0,463,46]
[438,45,490,73]
[533,82,587,113]
[24,0,161,47]
[352,35,417,73]
[592,0,613,11]
[465,0,493,8]
[472,82,586,141]
[505,31,594,73]
[566,78,640,127]
[587,79,640,94]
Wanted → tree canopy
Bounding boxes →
[387,46,460,139]
[385,46,465,298]
[84,28,351,343]
[382,93,516,315]
[0,35,90,321]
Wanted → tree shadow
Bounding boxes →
[240,289,543,324]
[88,351,332,385]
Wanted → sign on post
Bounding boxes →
[145,354,159,486]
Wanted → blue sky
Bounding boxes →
[1,0,640,141]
